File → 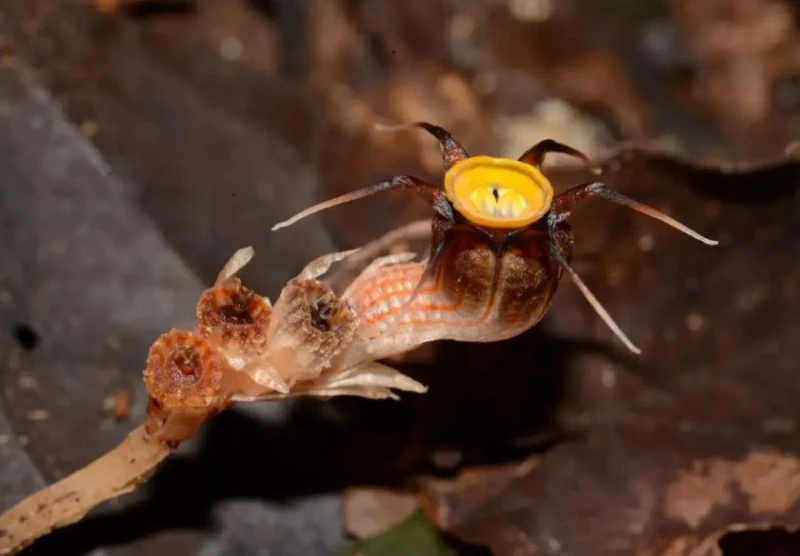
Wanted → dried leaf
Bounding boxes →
[668,0,800,149]
[342,487,419,540]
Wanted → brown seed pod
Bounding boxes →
[143,330,232,445]
[273,122,718,354]
[196,278,271,354]
[267,278,358,383]
[143,329,228,412]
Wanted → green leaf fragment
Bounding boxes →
[338,510,458,556]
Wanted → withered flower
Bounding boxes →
[142,330,229,444]
[196,278,271,353]
[141,245,427,446]
[266,278,357,385]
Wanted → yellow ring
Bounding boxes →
[443,156,554,229]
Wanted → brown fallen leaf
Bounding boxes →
[419,424,800,555]
[475,0,652,139]
[416,457,540,532]
[91,0,194,17]
[667,0,800,152]
[342,487,420,540]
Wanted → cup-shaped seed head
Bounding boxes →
[143,329,228,412]
[196,278,272,354]
[267,278,357,377]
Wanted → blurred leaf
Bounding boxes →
[338,511,457,556]
[589,0,669,23]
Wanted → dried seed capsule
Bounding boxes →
[196,278,271,354]
[143,330,231,444]
[267,278,358,383]
[143,329,228,412]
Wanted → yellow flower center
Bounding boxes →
[444,156,554,228]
